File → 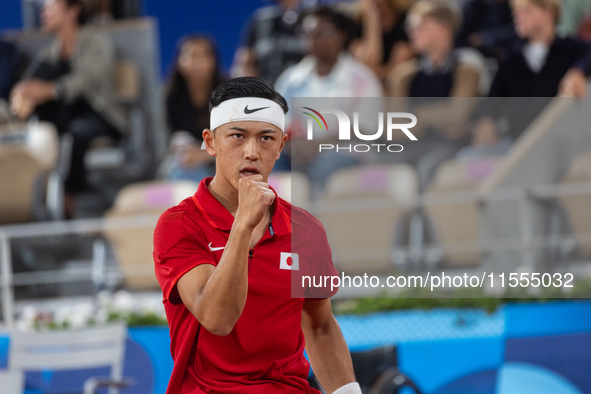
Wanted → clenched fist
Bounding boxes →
[235,175,275,230]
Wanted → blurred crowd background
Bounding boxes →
[1,1,591,394]
[0,0,589,309]
[0,0,589,288]
[0,0,589,302]
[1,0,591,219]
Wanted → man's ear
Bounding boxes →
[202,128,216,156]
[276,132,288,160]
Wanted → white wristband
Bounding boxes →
[332,382,362,394]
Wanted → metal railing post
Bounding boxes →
[0,233,15,327]
[518,192,536,270]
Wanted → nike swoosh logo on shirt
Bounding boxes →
[208,242,226,252]
[244,105,269,114]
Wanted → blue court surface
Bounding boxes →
[1,300,590,394]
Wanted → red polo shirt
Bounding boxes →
[153,177,338,394]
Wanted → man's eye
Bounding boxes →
[261,136,273,141]
[232,134,244,139]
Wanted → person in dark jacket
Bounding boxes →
[457,0,517,59]
[490,0,591,97]
[0,39,21,101]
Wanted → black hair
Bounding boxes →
[166,33,225,102]
[304,6,357,48]
[63,0,89,26]
[209,77,289,114]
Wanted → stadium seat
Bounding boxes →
[349,345,423,394]
[424,158,500,267]
[0,122,60,223]
[0,371,23,394]
[85,58,142,171]
[267,171,310,205]
[104,180,199,289]
[316,164,418,274]
[114,59,141,103]
[9,323,129,394]
[558,150,591,257]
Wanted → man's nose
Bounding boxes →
[244,137,259,160]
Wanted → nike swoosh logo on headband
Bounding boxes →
[244,105,270,114]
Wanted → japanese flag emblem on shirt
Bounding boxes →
[280,252,299,270]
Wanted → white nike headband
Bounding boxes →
[210,97,285,132]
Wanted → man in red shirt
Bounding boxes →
[154,77,360,394]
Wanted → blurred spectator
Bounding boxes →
[275,6,383,102]
[232,0,307,85]
[108,0,142,20]
[275,6,383,192]
[451,116,512,184]
[558,0,591,37]
[10,0,125,218]
[456,0,517,59]
[0,38,21,101]
[94,0,113,22]
[385,0,485,190]
[350,0,414,80]
[489,0,591,97]
[455,116,512,161]
[387,0,486,98]
[578,15,591,43]
[161,35,222,183]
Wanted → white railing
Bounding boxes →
[0,214,159,327]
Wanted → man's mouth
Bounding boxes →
[240,167,260,177]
